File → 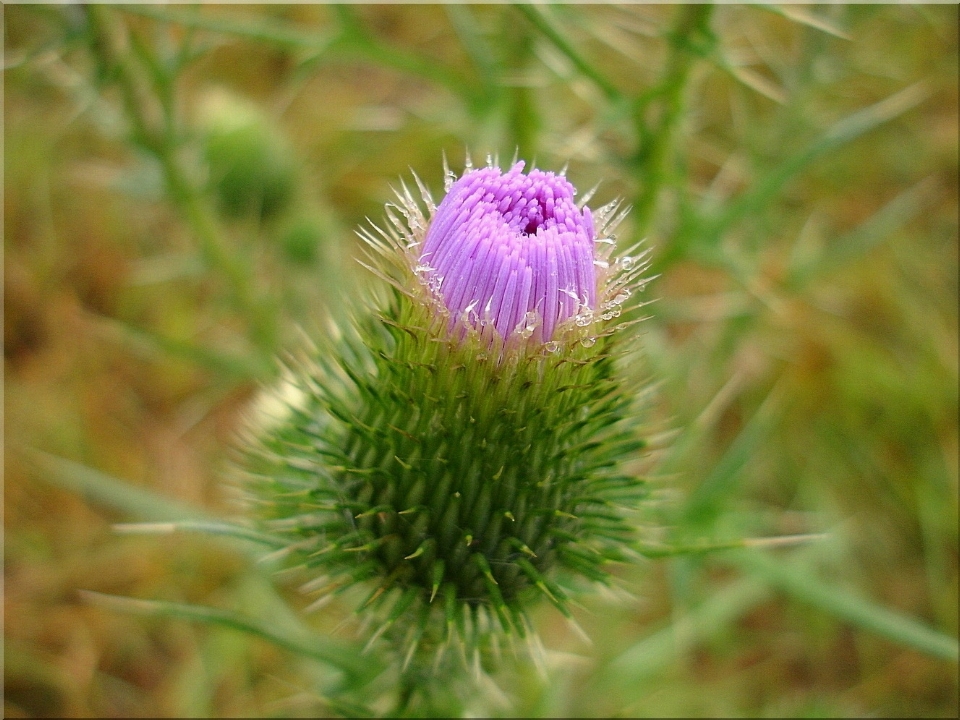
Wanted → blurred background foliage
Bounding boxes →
[4,3,958,717]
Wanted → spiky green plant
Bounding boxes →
[235,157,653,688]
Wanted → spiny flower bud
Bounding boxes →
[237,156,652,677]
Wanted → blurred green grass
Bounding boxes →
[4,4,957,717]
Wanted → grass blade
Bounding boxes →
[113,521,288,549]
[79,591,379,681]
[24,448,211,523]
[761,4,851,40]
[732,550,960,662]
[606,576,772,686]
[682,379,784,525]
[788,176,937,287]
[698,82,933,249]
[637,533,828,559]
[516,4,623,103]
[92,314,270,379]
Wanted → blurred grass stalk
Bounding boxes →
[85,5,280,362]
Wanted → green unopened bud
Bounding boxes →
[280,214,324,266]
[199,90,295,220]
[236,156,652,674]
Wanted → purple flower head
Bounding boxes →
[418,162,596,343]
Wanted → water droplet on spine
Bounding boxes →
[513,311,541,339]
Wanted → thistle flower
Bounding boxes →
[418,161,595,343]
[238,156,652,684]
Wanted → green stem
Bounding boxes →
[446,4,500,100]
[331,4,486,111]
[631,4,714,234]
[121,4,485,113]
[504,9,541,160]
[157,151,277,352]
[516,3,623,103]
[84,5,278,357]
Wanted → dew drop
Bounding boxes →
[544,341,560,353]
[581,336,596,348]
[513,310,541,339]
[574,308,594,327]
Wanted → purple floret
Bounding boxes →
[419,162,596,342]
